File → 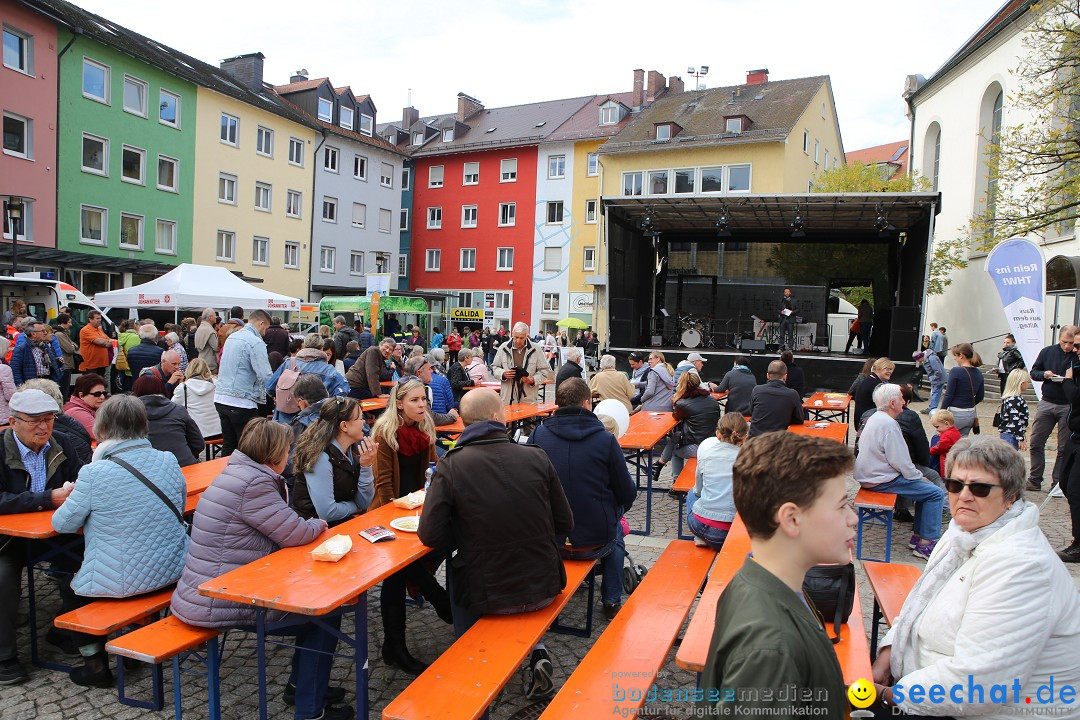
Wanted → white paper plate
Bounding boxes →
[390,516,420,533]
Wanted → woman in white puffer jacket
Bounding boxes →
[171,358,221,440]
[872,436,1080,718]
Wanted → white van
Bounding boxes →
[0,274,114,338]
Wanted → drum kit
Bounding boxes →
[678,314,715,349]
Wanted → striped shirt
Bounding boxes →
[13,433,51,493]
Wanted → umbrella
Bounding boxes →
[556,317,589,329]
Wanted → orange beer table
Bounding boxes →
[197,501,437,719]
[863,561,921,657]
[788,421,849,445]
[434,401,557,435]
[620,411,679,536]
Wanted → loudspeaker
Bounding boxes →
[741,339,766,352]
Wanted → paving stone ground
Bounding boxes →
[2,396,1077,719]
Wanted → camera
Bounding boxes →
[512,366,530,380]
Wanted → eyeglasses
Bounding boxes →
[85,391,108,398]
[12,414,55,427]
[944,478,1004,498]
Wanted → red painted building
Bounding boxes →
[408,93,592,330]
[0,0,58,249]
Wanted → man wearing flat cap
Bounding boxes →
[0,388,85,686]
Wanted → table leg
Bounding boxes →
[25,539,79,672]
[256,609,269,720]
[870,597,882,658]
[631,448,653,536]
[357,593,368,720]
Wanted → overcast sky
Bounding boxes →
[76,0,1008,152]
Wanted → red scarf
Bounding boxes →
[397,422,431,456]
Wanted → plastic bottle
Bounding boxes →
[424,462,436,492]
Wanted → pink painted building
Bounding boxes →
[1,0,57,248]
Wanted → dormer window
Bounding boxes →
[412,133,424,145]
[359,114,373,136]
[599,101,621,126]
[724,115,749,133]
[317,98,333,123]
[442,129,454,142]
[339,106,354,131]
[655,125,671,141]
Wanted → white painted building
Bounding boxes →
[532,142,576,334]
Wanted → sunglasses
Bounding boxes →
[943,478,1004,498]
[85,391,108,398]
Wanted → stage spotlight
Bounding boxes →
[790,205,805,238]
[874,204,896,236]
[715,207,731,237]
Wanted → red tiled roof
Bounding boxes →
[269,90,406,156]
[273,77,330,93]
[846,140,908,178]
[546,90,640,142]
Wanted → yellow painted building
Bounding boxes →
[191,86,317,300]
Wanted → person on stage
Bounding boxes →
[778,288,798,351]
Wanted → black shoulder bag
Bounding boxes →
[802,561,855,643]
[108,455,190,533]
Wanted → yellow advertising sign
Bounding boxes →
[370,292,380,337]
[450,308,484,322]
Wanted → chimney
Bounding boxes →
[646,70,666,102]
[746,68,769,86]
[457,92,484,122]
[402,106,419,128]
[289,68,308,83]
[668,76,684,94]
[220,52,266,93]
[633,69,645,107]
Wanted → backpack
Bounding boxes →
[275,358,302,415]
[115,341,130,371]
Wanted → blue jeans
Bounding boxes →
[686,491,728,551]
[928,383,944,412]
[669,444,698,479]
[1000,432,1019,449]
[870,475,945,541]
[243,615,342,719]
[561,534,624,606]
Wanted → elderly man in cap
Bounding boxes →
[490,322,551,405]
[0,389,85,685]
[673,352,716,390]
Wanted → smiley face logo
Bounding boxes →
[847,678,876,708]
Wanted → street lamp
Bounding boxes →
[687,65,709,90]
[2,196,26,277]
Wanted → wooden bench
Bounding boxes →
[106,615,223,720]
[854,488,897,562]
[382,558,596,720]
[863,561,921,657]
[672,458,697,541]
[539,540,715,718]
[203,437,223,461]
[55,587,176,710]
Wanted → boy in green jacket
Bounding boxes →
[701,431,857,717]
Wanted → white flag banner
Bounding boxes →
[985,238,1045,398]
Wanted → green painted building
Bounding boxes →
[55,27,196,293]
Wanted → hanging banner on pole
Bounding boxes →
[985,237,1045,397]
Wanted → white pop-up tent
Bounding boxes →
[93,263,303,312]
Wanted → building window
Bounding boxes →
[399,209,409,230]
[463,162,479,185]
[803,129,810,153]
[80,133,107,174]
[354,155,367,180]
[352,202,366,228]
[254,182,271,212]
[583,246,596,271]
[500,158,517,182]
[359,113,373,136]
[599,104,618,125]
[814,139,820,164]
[548,154,566,179]
[218,173,237,204]
[82,58,109,103]
[585,199,597,224]
[122,75,147,116]
[429,165,444,188]
[442,129,454,143]
[412,132,424,146]
[80,205,106,245]
[121,146,146,185]
[426,248,441,271]
[3,27,32,74]
[401,167,411,190]
[546,201,564,224]
[427,207,442,229]
[623,171,643,196]
[220,113,238,145]
[159,89,180,128]
[322,196,337,223]
[119,213,143,250]
[379,208,391,233]
[925,122,941,193]
[155,219,176,255]
[320,246,335,272]
[647,170,668,194]
[2,113,29,159]
[542,293,560,312]
[497,247,514,271]
[587,152,598,176]
[398,254,408,277]
[729,164,751,192]
[252,236,269,265]
[284,241,299,269]
[655,124,671,141]
[381,162,393,188]
[339,106,353,131]
[823,149,829,169]
[725,117,743,133]
[350,251,364,275]
[157,155,178,192]
[462,205,478,228]
[499,202,516,227]
[460,248,476,271]
[216,231,235,261]
[286,190,302,218]
[288,137,303,166]
[701,167,724,193]
[324,146,339,173]
[674,168,695,193]
[543,246,561,271]
[317,97,332,122]
[256,126,273,157]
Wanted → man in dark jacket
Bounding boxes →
[747,360,804,437]
[0,389,85,685]
[126,324,165,381]
[419,389,573,701]
[262,316,291,359]
[10,320,62,386]
[528,379,635,620]
[356,323,375,352]
[1028,325,1076,490]
[555,347,585,390]
[332,316,360,361]
[345,338,395,399]
[715,356,756,415]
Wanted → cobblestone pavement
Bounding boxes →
[2,397,1076,720]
